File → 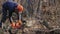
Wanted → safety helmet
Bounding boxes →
[17,4,23,12]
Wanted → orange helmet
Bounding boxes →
[17,4,23,12]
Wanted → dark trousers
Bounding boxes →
[1,10,19,24]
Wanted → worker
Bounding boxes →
[0,0,23,29]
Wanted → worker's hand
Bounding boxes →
[10,22,16,29]
[16,20,22,28]
[10,20,22,29]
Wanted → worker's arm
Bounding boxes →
[12,4,23,24]
[15,9,23,20]
[18,12,22,20]
[17,4,23,20]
